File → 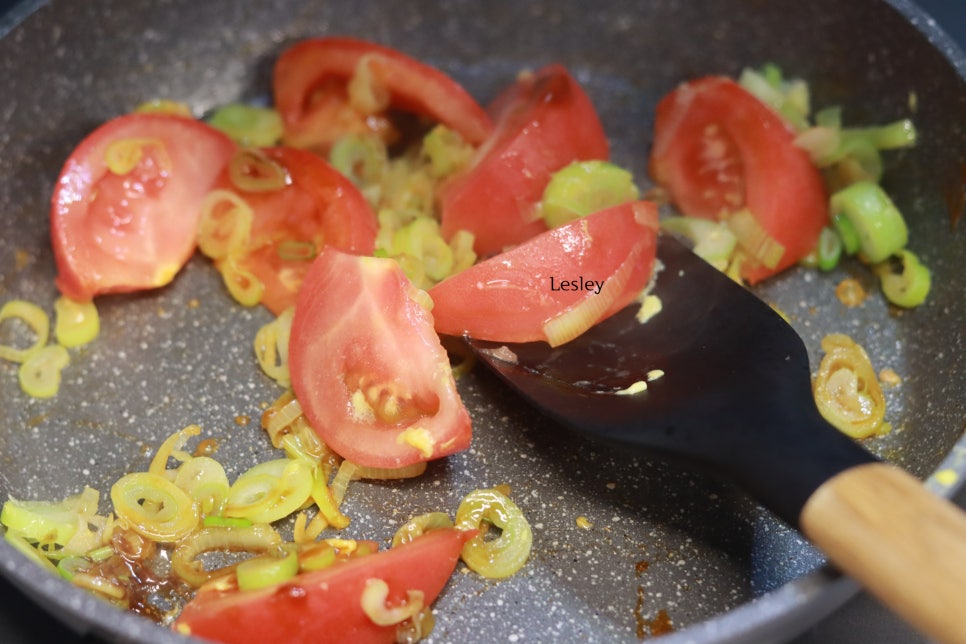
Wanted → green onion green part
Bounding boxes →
[829,181,908,263]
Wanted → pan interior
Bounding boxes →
[0,0,964,642]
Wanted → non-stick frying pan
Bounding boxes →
[0,1,964,643]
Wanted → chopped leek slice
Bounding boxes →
[540,160,640,229]
[875,249,931,308]
[111,472,200,542]
[53,297,99,348]
[236,544,299,591]
[829,181,908,263]
[831,212,861,255]
[455,488,532,579]
[816,226,843,272]
[18,344,69,399]
[660,216,738,271]
[0,300,49,363]
[208,103,284,147]
[224,458,314,524]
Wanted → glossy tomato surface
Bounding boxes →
[213,147,377,314]
[273,37,492,151]
[289,248,471,468]
[649,76,827,283]
[174,528,474,644]
[50,113,236,300]
[439,63,610,257]
[430,201,659,347]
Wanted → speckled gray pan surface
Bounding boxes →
[0,0,964,643]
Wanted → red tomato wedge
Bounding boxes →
[649,76,827,283]
[430,201,659,347]
[273,37,492,151]
[208,147,377,314]
[439,64,610,257]
[289,248,471,468]
[173,528,475,644]
[50,113,236,300]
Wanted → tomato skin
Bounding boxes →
[50,113,236,300]
[173,528,475,644]
[289,248,471,468]
[649,76,827,283]
[429,201,659,347]
[273,37,492,150]
[439,64,610,258]
[215,147,377,314]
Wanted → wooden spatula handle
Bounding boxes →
[801,462,966,644]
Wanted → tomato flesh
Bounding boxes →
[50,113,236,300]
[649,76,827,282]
[429,201,659,347]
[212,147,377,314]
[439,64,610,257]
[174,528,474,644]
[289,248,471,468]
[273,37,492,151]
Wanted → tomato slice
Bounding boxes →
[273,37,492,151]
[209,147,378,314]
[173,528,474,644]
[50,113,236,300]
[648,76,828,283]
[439,64,610,258]
[429,201,659,347]
[289,248,471,468]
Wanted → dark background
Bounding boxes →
[0,0,963,642]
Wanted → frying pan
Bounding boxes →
[0,1,964,643]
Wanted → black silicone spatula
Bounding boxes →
[468,235,966,644]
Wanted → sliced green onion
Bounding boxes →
[540,160,640,229]
[228,148,290,193]
[202,515,253,528]
[448,229,477,275]
[53,297,99,348]
[297,541,337,572]
[18,344,70,398]
[208,103,284,147]
[392,512,453,547]
[254,308,294,387]
[0,300,50,363]
[391,218,454,283]
[236,544,300,592]
[455,488,532,579]
[875,249,931,308]
[224,458,314,524]
[360,578,425,626]
[421,125,475,179]
[277,240,317,262]
[660,216,738,271]
[844,119,917,150]
[831,137,883,185]
[831,211,862,255]
[197,190,254,260]
[171,523,281,587]
[174,456,231,517]
[111,472,200,542]
[219,255,265,307]
[816,226,843,272]
[4,532,59,575]
[56,555,91,581]
[329,132,388,188]
[829,181,908,263]
[104,137,169,175]
[738,65,810,131]
[726,208,785,270]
